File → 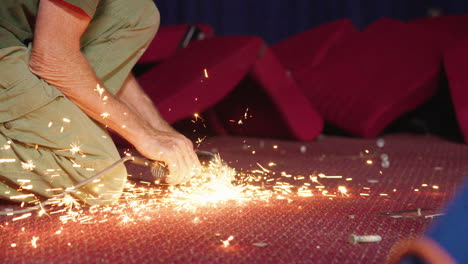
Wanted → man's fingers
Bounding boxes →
[167,136,200,184]
[165,142,192,185]
[181,138,202,183]
[143,133,201,185]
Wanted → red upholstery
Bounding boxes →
[196,24,215,39]
[411,15,468,51]
[137,36,264,124]
[293,18,442,138]
[272,18,358,78]
[138,24,215,64]
[444,39,468,143]
[214,47,323,141]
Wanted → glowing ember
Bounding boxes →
[0,158,16,163]
[13,213,32,221]
[221,235,234,247]
[31,236,39,248]
[94,84,105,98]
[69,143,82,155]
[338,186,349,196]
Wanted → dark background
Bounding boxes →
[154,0,468,44]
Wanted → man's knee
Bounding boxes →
[102,0,160,38]
[80,157,127,205]
[129,0,160,45]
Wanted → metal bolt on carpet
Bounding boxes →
[348,234,382,245]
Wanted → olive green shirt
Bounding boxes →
[0,0,99,49]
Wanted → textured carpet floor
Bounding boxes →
[1,134,467,263]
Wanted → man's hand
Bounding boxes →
[134,127,201,184]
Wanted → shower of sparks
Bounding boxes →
[2,133,445,242]
[0,153,356,226]
[21,160,36,171]
[204,68,209,78]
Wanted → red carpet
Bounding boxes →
[1,134,466,263]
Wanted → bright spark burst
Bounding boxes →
[338,186,349,196]
[193,113,204,121]
[100,112,110,119]
[13,213,32,221]
[94,84,105,98]
[69,143,82,155]
[21,160,36,171]
[221,235,234,247]
[2,152,364,233]
[31,236,39,248]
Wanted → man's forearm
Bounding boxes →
[29,49,152,147]
[118,73,176,133]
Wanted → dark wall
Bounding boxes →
[154,0,468,44]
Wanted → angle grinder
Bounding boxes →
[129,150,218,183]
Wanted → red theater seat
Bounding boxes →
[411,15,468,52]
[272,18,358,78]
[138,24,215,64]
[444,39,468,143]
[213,47,323,141]
[137,36,264,124]
[292,18,442,138]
